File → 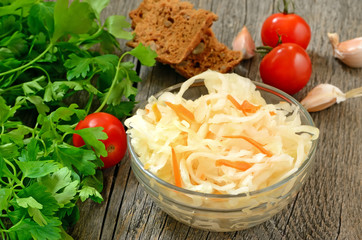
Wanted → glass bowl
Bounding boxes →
[127,79,318,232]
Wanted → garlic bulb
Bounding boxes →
[301,84,362,112]
[328,32,362,68]
[232,26,255,59]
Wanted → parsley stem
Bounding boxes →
[0,178,9,186]
[32,122,39,138]
[77,26,103,47]
[94,52,129,113]
[3,159,24,188]
[4,158,17,177]
[1,70,49,94]
[22,66,51,83]
[0,230,5,239]
[11,176,24,188]
[0,219,7,237]
[83,70,101,114]
[85,93,94,115]
[0,43,53,78]
[1,215,25,233]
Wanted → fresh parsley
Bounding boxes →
[0,0,157,239]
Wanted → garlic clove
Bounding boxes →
[232,26,256,59]
[300,84,346,112]
[328,32,362,68]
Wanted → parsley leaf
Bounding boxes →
[17,160,59,178]
[0,188,12,211]
[8,218,62,240]
[64,54,92,80]
[84,0,109,19]
[27,2,55,36]
[28,207,48,226]
[0,31,28,57]
[130,43,158,66]
[105,101,136,118]
[52,144,102,176]
[105,15,133,40]
[39,167,79,206]
[52,0,95,42]
[79,171,103,203]
[16,196,43,209]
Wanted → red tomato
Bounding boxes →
[73,112,127,169]
[259,43,312,95]
[261,13,311,49]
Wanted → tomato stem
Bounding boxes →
[278,0,295,14]
[256,46,273,51]
[255,46,274,57]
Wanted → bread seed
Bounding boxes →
[192,42,205,54]
[164,20,172,27]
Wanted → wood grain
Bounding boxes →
[69,0,362,239]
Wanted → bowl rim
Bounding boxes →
[127,79,318,198]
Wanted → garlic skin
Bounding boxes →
[232,26,255,59]
[301,84,346,112]
[328,32,362,68]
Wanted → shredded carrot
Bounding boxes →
[216,159,253,171]
[227,94,242,109]
[240,100,261,114]
[165,101,195,123]
[205,130,216,139]
[171,147,182,187]
[190,177,198,185]
[152,103,162,122]
[227,94,260,115]
[269,111,276,116]
[223,135,273,157]
[213,190,223,195]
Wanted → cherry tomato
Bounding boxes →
[261,13,311,49]
[259,43,312,95]
[73,112,127,169]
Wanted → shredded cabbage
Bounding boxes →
[125,70,319,194]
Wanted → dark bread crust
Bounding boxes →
[127,0,218,65]
[172,29,243,78]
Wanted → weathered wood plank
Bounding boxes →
[69,0,362,239]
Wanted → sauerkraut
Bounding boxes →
[125,70,319,195]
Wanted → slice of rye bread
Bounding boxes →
[171,28,243,78]
[127,0,218,65]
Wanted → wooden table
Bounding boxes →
[69,0,362,239]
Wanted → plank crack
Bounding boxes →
[232,231,238,239]
[283,192,300,235]
[334,199,344,240]
[183,227,191,240]
[135,59,141,75]
[157,214,170,240]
